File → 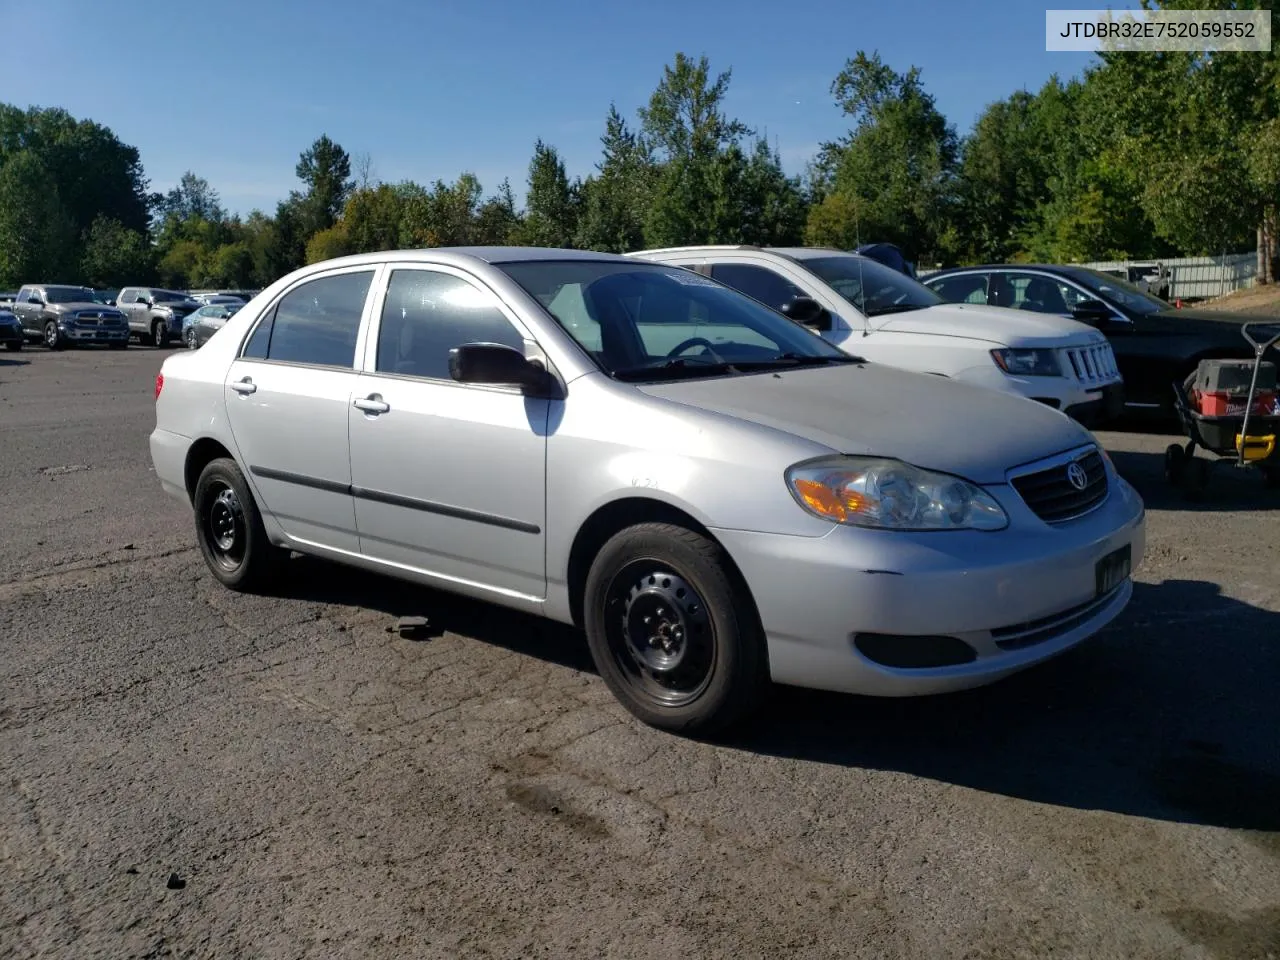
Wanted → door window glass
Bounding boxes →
[375,270,525,380]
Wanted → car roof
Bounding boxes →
[629,244,851,261]
[309,246,637,270]
[927,264,1091,275]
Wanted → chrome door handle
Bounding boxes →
[353,395,390,414]
[231,378,256,395]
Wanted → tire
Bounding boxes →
[185,327,198,349]
[44,321,64,350]
[4,339,20,352]
[192,457,284,591]
[1183,456,1211,501]
[152,320,170,349]
[582,522,768,735]
[1164,443,1185,485]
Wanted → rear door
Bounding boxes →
[222,265,380,554]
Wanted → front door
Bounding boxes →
[222,266,378,554]
[348,264,548,601]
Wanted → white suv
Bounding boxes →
[628,246,1124,425]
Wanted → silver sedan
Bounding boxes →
[149,247,1146,734]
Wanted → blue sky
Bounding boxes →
[4,0,1097,216]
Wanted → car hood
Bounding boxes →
[638,361,1093,485]
[873,303,1105,346]
[51,302,123,314]
[1140,307,1280,337]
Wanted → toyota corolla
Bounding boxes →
[149,247,1145,734]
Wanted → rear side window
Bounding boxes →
[375,269,524,381]
[241,271,374,367]
[929,274,988,305]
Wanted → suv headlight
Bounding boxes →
[786,456,1008,531]
[991,348,1061,377]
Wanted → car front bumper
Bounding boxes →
[63,323,129,342]
[711,466,1146,697]
[0,323,22,342]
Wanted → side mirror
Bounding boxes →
[1070,298,1115,325]
[782,296,833,331]
[449,342,552,392]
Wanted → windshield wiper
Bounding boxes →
[864,303,926,317]
[730,353,865,370]
[611,358,741,381]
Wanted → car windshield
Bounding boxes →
[43,286,91,303]
[1071,269,1170,315]
[795,255,944,317]
[496,260,859,381]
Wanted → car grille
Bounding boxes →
[1063,343,1118,384]
[1010,449,1108,523]
[73,311,124,326]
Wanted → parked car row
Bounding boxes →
[150,245,1147,736]
[1,285,248,351]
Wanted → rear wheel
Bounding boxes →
[1164,443,1185,485]
[185,327,198,349]
[193,457,285,591]
[583,522,768,735]
[1183,456,1211,501]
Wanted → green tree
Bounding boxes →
[160,171,224,224]
[80,215,154,287]
[808,52,958,262]
[305,223,352,264]
[0,151,77,285]
[518,140,580,247]
[637,53,754,246]
[474,179,523,245]
[576,105,655,252]
[296,134,353,233]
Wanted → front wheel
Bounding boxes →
[152,320,170,349]
[193,457,285,591]
[44,321,64,350]
[583,522,769,735]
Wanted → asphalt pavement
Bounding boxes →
[2,345,1278,959]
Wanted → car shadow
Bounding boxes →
[273,559,1278,833]
[0,357,30,367]
[1108,447,1280,512]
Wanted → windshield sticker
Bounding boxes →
[664,269,718,287]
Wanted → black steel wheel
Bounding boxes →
[583,522,768,735]
[193,457,284,591]
[44,321,63,350]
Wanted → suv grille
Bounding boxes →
[1010,449,1108,523]
[1063,343,1118,384]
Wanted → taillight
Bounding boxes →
[155,372,164,400]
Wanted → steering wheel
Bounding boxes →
[667,336,721,359]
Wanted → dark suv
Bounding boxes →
[10,285,130,350]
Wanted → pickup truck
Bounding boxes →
[117,287,202,348]
[9,284,130,349]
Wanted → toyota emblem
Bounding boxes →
[1066,461,1089,491]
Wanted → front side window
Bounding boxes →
[497,260,854,381]
[798,255,944,318]
[708,263,806,312]
[241,270,374,367]
[375,269,525,380]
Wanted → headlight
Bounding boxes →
[785,456,1008,531]
[991,348,1061,377]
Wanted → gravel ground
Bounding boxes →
[2,346,1278,960]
